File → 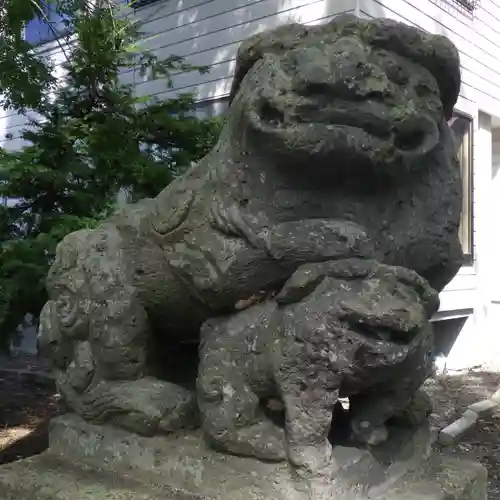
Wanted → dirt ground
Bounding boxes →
[0,356,62,465]
[1,356,500,498]
[424,371,500,500]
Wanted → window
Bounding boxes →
[448,112,474,261]
[453,0,481,12]
[193,98,229,118]
[132,0,162,8]
[25,2,69,46]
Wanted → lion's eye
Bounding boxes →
[260,102,284,127]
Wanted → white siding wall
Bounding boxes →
[493,130,500,229]
[0,41,69,151]
[125,0,356,101]
[488,129,500,303]
[493,130,500,173]
[486,127,500,369]
[489,128,500,304]
[0,0,355,150]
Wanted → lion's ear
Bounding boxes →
[420,35,461,122]
[229,23,309,104]
[448,116,470,156]
[370,19,461,121]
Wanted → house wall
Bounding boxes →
[486,126,500,369]
[0,0,355,151]
[486,125,500,306]
[493,130,500,177]
[122,0,356,101]
[0,41,69,151]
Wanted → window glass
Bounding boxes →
[25,2,69,45]
[448,112,474,260]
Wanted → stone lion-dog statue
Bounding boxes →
[39,14,462,474]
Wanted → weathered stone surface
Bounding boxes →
[2,414,436,500]
[0,417,486,500]
[37,12,465,477]
[0,455,206,500]
[371,454,487,500]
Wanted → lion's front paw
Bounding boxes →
[80,377,199,436]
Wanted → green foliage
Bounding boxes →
[0,0,222,349]
[0,0,57,110]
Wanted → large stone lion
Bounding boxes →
[39,14,463,472]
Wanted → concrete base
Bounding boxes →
[0,414,488,500]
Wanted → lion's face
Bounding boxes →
[241,33,445,174]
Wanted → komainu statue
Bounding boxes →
[39,14,463,475]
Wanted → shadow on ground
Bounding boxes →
[0,421,52,465]
[0,370,63,465]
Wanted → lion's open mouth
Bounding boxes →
[255,99,439,157]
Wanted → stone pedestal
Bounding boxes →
[0,414,487,500]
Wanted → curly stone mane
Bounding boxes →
[229,15,460,120]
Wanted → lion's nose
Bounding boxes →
[349,61,394,98]
[289,46,334,90]
[291,48,393,102]
[296,72,392,102]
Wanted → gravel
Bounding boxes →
[424,370,500,500]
